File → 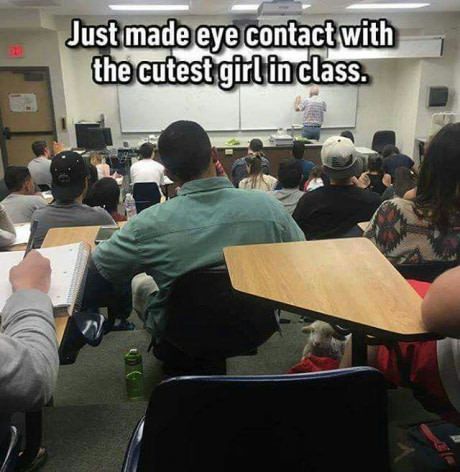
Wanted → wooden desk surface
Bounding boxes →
[358,221,370,232]
[224,239,427,340]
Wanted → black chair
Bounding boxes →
[395,261,458,283]
[372,130,396,154]
[0,426,19,472]
[418,139,425,163]
[121,368,390,472]
[154,265,278,375]
[340,130,355,143]
[132,183,161,214]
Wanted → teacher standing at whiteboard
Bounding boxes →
[294,85,327,141]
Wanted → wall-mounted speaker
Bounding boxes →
[428,86,449,107]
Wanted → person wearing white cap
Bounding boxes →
[294,85,327,141]
[292,136,381,240]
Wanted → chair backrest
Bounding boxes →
[160,265,278,360]
[136,368,389,472]
[132,182,161,214]
[0,426,19,472]
[372,130,396,153]
[395,261,458,283]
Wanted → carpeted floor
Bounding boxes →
[37,311,435,472]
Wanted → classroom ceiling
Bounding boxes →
[1,0,460,15]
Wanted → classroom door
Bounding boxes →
[0,68,56,169]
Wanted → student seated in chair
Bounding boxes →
[130,142,166,188]
[0,251,58,469]
[292,140,315,181]
[365,123,460,265]
[84,177,126,222]
[293,136,381,240]
[341,266,460,425]
[92,120,304,359]
[231,138,270,188]
[2,166,47,224]
[28,141,52,190]
[269,159,304,215]
[239,156,277,192]
[31,151,115,248]
[381,144,414,180]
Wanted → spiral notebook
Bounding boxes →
[0,242,90,314]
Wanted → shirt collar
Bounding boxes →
[178,177,234,196]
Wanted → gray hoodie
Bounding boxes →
[0,290,58,446]
[269,188,305,215]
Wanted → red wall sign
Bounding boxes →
[8,44,24,58]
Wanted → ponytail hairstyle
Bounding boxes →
[245,156,263,189]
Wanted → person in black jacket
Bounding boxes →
[293,136,381,240]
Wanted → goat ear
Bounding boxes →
[333,332,346,341]
[302,325,313,333]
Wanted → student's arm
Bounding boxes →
[282,213,306,242]
[0,205,16,248]
[0,251,58,412]
[92,219,144,284]
[422,266,460,338]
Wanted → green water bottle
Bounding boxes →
[125,348,144,401]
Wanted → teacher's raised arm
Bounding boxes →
[294,85,327,141]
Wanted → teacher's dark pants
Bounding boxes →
[302,125,321,140]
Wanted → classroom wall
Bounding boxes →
[391,60,422,156]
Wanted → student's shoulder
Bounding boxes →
[83,204,115,222]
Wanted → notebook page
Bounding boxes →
[39,243,87,308]
[12,223,31,246]
[0,242,87,310]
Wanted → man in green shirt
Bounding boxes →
[93,121,304,353]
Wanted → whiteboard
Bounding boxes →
[240,83,358,130]
[118,83,240,132]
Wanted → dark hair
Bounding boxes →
[31,140,48,157]
[4,166,32,192]
[138,142,155,160]
[249,138,263,153]
[245,155,263,177]
[158,121,211,182]
[309,165,323,179]
[84,177,120,214]
[292,141,305,160]
[414,123,460,232]
[340,131,355,143]
[367,155,383,175]
[277,159,302,189]
[393,167,417,198]
[382,144,400,159]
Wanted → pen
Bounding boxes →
[23,220,39,259]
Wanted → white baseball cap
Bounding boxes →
[321,136,362,180]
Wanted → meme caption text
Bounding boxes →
[66,18,397,90]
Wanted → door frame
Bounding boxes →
[0,66,58,171]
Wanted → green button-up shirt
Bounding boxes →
[93,177,305,337]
